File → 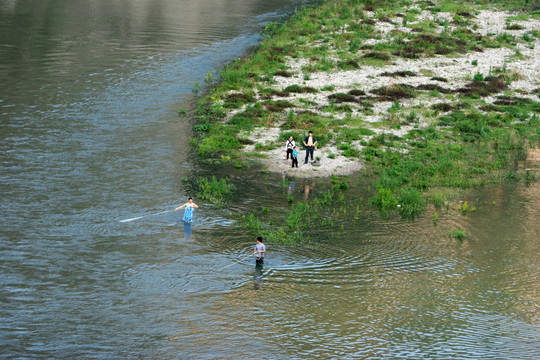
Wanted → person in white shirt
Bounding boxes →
[285,135,296,160]
[254,237,266,265]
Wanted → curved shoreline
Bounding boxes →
[193,0,540,211]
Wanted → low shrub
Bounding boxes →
[196,176,235,207]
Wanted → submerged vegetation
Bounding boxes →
[188,0,540,233]
[240,175,351,246]
[193,176,235,208]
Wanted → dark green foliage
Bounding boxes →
[415,84,453,93]
[398,187,427,219]
[439,111,492,140]
[338,59,360,69]
[371,84,416,100]
[196,176,235,207]
[197,128,242,158]
[339,127,375,141]
[431,76,448,82]
[275,70,293,77]
[456,76,509,97]
[363,51,391,60]
[228,116,254,131]
[381,70,417,77]
[371,186,398,214]
[348,89,366,96]
[431,103,456,112]
[328,93,358,103]
[450,229,467,241]
[263,100,295,111]
[507,23,526,30]
[284,84,318,93]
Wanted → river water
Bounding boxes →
[1,0,539,358]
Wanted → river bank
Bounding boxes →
[192,0,539,216]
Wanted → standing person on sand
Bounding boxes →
[302,130,317,164]
[254,236,266,265]
[285,135,296,161]
[175,197,199,223]
[291,146,299,168]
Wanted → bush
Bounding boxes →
[398,187,426,219]
[197,131,242,158]
[449,229,467,241]
[196,176,235,207]
[371,186,398,214]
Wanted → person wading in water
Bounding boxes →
[175,197,199,223]
[254,236,266,265]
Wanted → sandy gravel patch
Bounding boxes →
[257,146,365,178]
[233,4,540,177]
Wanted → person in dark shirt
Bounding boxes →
[302,130,317,164]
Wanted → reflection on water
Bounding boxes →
[253,263,264,290]
[182,221,193,241]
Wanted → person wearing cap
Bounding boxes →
[175,197,199,223]
[254,237,266,265]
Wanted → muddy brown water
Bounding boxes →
[1,0,539,358]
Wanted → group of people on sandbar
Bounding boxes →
[285,130,317,168]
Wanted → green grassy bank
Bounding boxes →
[188,0,540,243]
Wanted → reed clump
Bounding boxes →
[196,176,235,208]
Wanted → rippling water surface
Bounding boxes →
[1,0,539,358]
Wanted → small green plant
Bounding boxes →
[472,72,484,82]
[192,81,200,94]
[449,229,467,241]
[388,100,401,113]
[472,59,478,66]
[204,71,214,84]
[196,176,235,207]
[506,23,525,30]
[405,111,418,124]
